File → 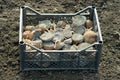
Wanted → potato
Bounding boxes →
[78,42,94,50]
[43,42,54,50]
[83,30,97,44]
[32,40,43,49]
[25,26,34,31]
[72,33,83,44]
[36,24,48,33]
[23,31,33,39]
[40,32,54,41]
[54,40,65,50]
[85,19,93,29]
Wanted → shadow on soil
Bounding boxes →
[19,70,100,80]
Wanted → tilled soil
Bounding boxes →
[0,0,120,80]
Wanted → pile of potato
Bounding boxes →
[23,15,97,51]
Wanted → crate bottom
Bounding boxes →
[22,67,98,72]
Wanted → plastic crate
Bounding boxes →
[19,6,103,71]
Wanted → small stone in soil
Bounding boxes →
[112,32,120,40]
[3,34,9,39]
[3,63,7,67]
[0,46,5,52]
[3,67,7,71]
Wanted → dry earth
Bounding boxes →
[0,0,120,80]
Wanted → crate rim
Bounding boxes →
[19,5,103,44]
[19,6,103,71]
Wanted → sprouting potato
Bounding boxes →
[64,24,71,30]
[63,38,72,44]
[56,21,66,29]
[31,29,42,40]
[63,44,71,50]
[53,31,65,42]
[49,23,56,31]
[72,33,83,44]
[83,29,97,44]
[71,15,86,34]
[23,17,97,51]
[54,40,65,50]
[85,19,93,29]
[43,42,55,50]
[77,42,94,50]
[25,26,34,31]
[23,31,33,39]
[36,24,48,33]
[32,40,43,49]
[70,45,78,50]
[40,32,54,41]
[63,29,74,39]
[23,39,33,50]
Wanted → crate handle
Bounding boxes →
[25,42,98,53]
[23,5,93,16]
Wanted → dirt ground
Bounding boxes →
[0,0,120,80]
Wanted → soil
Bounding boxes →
[0,0,120,80]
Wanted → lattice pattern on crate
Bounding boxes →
[24,51,95,69]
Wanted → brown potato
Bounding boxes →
[23,39,33,50]
[78,42,94,50]
[32,40,43,49]
[85,19,93,29]
[83,30,97,44]
[36,24,48,33]
[56,21,66,29]
[23,31,33,39]
[25,26,34,31]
